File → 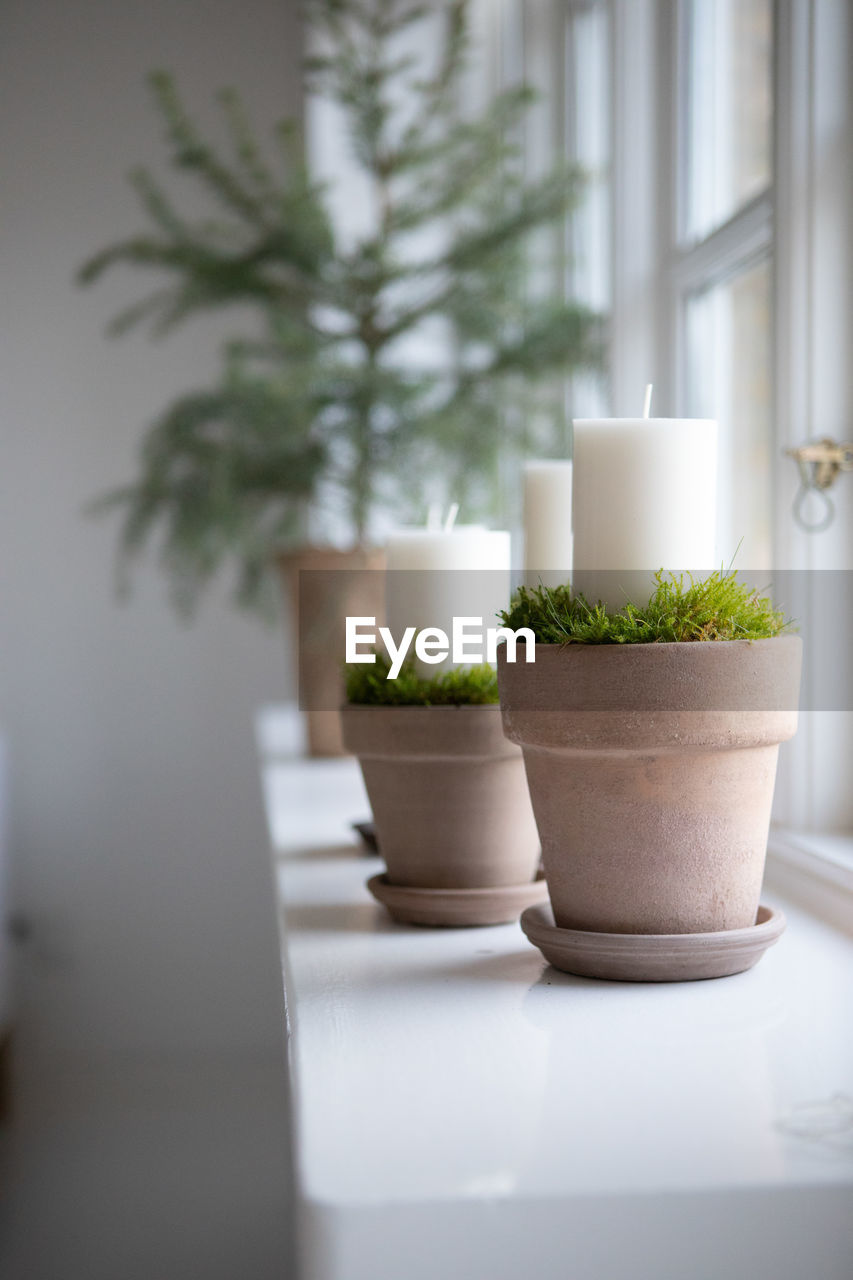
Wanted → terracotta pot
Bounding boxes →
[340,705,540,890]
[278,546,385,757]
[498,638,802,935]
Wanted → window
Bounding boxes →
[479,1,850,845]
[675,0,774,569]
[673,1,851,859]
[682,0,773,242]
[517,0,853,849]
[684,259,773,568]
[480,0,611,414]
[563,0,611,417]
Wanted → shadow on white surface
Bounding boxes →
[0,1051,295,1280]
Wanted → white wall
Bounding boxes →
[0,0,302,1065]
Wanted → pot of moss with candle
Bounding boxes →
[497,571,802,981]
[342,658,545,927]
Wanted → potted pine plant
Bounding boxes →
[342,658,545,927]
[497,572,802,980]
[77,0,602,753]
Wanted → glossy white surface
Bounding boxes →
[266,756,853,1280]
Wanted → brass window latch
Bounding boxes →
[786,437,853,531]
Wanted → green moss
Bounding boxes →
[500,569,790,644]
[345,656,499,706]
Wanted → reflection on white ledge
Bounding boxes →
[266,758,853,1280]
[767,827,853,938]
[255,703,307,759]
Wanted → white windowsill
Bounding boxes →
[767,827,853,938]
[263,748,853,1280]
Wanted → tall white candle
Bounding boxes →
[385,525,511,671]
[523,461,573,590]
[572,417,717,610]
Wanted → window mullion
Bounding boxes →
[672,191,774,296]
[609,0,667,413]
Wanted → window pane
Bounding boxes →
[569,1,610,314]
[684,0,773,240]
[567,0,610,416]
[685,258,773,569]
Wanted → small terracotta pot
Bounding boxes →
[340,705,540,890]
[278,546,385,757]
[498,638,802,935]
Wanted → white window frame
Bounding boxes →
[610,0,852,834]
[513,0,853,897]
[670,0,775,572]
[767,0,853,901]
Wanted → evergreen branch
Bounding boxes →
[149,70,274,230]
[80,1,606,613]
[415,301,603,422]
[77,235,202,285]
[105,289,183,338]
[217,87,280,199]
[485,302,606,378]
[379,274,461,343]
[426,0,468,104]
[385,83,532,186]
[444,167,584,273]
[127,166,194,240]
[79,223,341,336]
[272,117,304,175]
[95,379,327,614]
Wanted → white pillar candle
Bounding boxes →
[385,526,511,671]
[523,461,573,590]
[572,417,718,611]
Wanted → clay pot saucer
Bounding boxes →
[368,870,547,928]
[520,901,786,982]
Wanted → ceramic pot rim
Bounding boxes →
[497,634,802,714]
[512,635,800,655]
[276,544,384,569]
[497,635,802,748]
[341,702,518,760]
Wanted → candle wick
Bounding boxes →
[443,502,460,532]
[643,384,653,419]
